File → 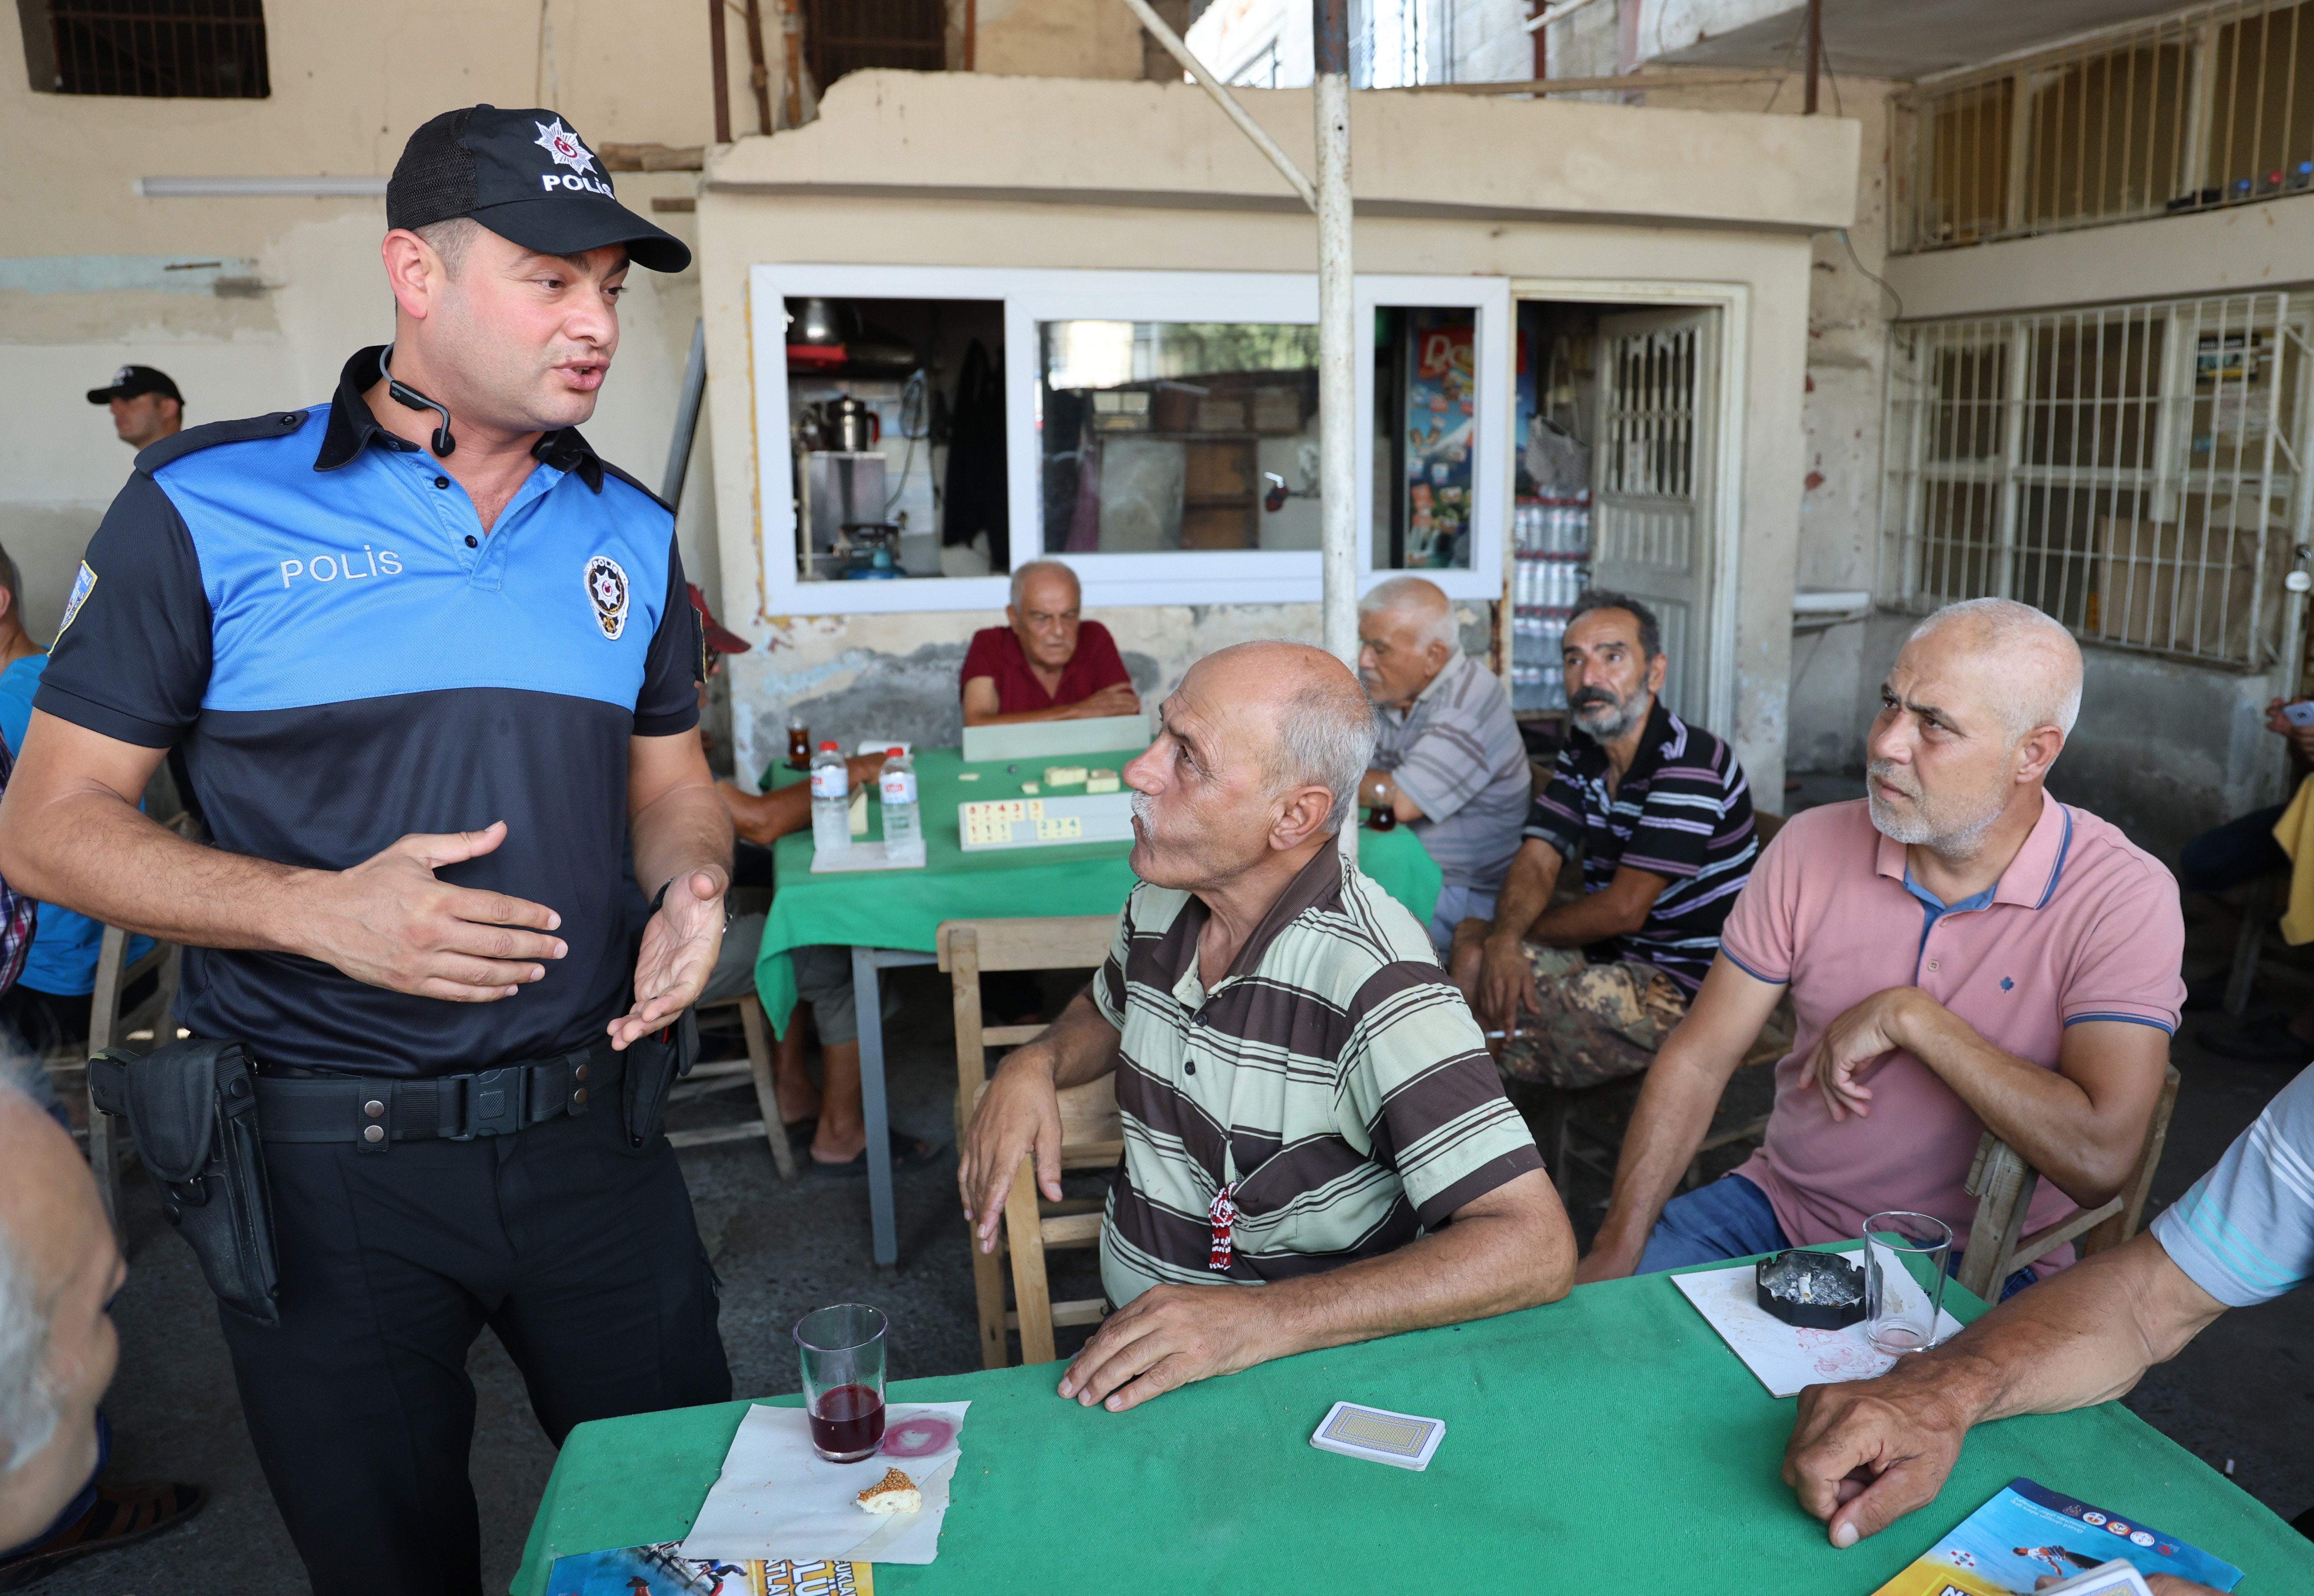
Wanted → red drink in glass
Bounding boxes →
[794,1304,889,1463]
[809,1382,886,1461]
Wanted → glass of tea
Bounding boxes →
[794,1303,888,1463]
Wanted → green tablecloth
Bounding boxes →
[752,747,1445,1036]
[512,1264,2314,1593]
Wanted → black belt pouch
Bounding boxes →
[620,1007,699,1148]
[87,1039,281,1327]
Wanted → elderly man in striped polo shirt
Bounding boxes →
[960,640,1574,1414]
[1355,576,1532,956]
[1452,590,1760,1091]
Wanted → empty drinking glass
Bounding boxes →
[1862,1211,1953,1355]
[795,1304,888,1463]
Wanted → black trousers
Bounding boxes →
[219,1093,731,1595]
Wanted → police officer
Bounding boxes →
[0,106,731,1594]
[85,363,184,451]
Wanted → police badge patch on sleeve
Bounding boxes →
[55,561,97,640]
[583,554,629,640]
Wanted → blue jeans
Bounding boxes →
[2178,803,2289,894]
[1636,1174,2040,1301]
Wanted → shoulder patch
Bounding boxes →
[136,409,308,475]
[598,461,674,516]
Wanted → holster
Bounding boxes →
[87,1038,281,1327]
[620,1007,699,1148]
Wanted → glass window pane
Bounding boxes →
[1037,320,1323,554]
[1371,306,1479,569]
[788,296,1004,583]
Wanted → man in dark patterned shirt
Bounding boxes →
[1450,591,1759,1089]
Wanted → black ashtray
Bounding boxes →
[1754,1248,1866,1330]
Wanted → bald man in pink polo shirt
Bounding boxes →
[1578,598,2184,1298]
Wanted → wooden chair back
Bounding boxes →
[1956,1063,2180,1302]
[662,991,799,1182]
[83,924,183,1242]
[939,915,1120,1368]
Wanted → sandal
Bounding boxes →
[0,1481,208,1591]
[809,1128,947,1177]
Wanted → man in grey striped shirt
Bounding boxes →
[1451,591,1759,1091]
[1356,577,1532,956]
[960,640,1573,1414]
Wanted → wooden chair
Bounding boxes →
[939,915,1120,1368]
[1955,1063,2181,1301]
[81,924,184,1238]
[662,991,799,1182]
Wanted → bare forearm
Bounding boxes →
[1590,1044,1734,1264]
[0,786,308,951]
[721,782,809,846]
[1894,997,2135,1202]
[1022,991,1123,1089]
[1529,889,1641,946]
[1885,1233,2225,1427]
[1258,1180,1571,1355]
[632,780,734,899]
[1488,841,1562,944]
[963,704,1073,727]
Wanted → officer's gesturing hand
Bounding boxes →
[315,820,567,1002]
[610,864,728,1049]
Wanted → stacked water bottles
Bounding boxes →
[1509,493,1591,711]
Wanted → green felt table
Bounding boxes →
[750,746,1445,1035]
[512,1261,2314,1594]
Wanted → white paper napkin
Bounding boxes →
[678,1401,969,1566]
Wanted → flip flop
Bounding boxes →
[783,1116,818,1146]
[809,1128,947,1177]
[0,1482,208,1591]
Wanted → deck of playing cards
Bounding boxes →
[1308,1401,1445,1471]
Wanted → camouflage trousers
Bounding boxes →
[1498,944,1690,1091]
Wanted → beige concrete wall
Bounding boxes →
[1639,74,1899,779]
[1883,190,2314,320]
[697,72,1858,797]
[973,0,1146,78]
[0,0,722,639]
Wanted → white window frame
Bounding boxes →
[748,264,1511,614]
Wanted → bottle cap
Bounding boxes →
[888,746,904,756]
[819,741,839,751]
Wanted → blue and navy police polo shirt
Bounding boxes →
[37,344,702,1078]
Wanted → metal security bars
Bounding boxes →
[1882,294,2314,672]
[1892,0,2314,253]
[36,0,268,98]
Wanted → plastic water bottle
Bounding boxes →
[878,746,923,863]
[810,741,850,856]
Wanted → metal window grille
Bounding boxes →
[1892,0,2314,254]
[38,0,269,98]
[1882,293,2314,672]
[804,0,945,92]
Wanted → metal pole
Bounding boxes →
[1315,0,1356,677]
[1316,0,1357,863]
[1804,0,1821,115]
[1113,0,1317,211]
[662,318,709,509]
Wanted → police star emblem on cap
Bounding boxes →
[533,117,597,177]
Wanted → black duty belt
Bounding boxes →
[252,1040,625,1149]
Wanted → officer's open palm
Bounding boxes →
[611,866,726,1049]
[319,821,566,1002]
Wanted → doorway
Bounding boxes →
[1509,293,1734,735]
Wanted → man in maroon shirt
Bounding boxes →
[960,560,1140,726]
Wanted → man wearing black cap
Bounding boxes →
[0,107,723,1594]
[86,365,183,451]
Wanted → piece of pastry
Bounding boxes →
[856,1466,921,1515]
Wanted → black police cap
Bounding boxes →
[87,365,183,405]
[387,105,690,275]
